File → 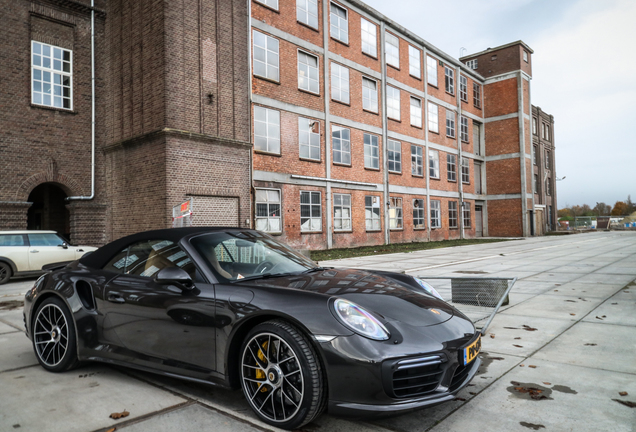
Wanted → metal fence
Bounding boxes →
[416,276,517,335]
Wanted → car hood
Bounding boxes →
[248,268,458,327]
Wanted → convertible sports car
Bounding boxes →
[24,228,481,429]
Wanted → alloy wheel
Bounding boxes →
[33,303,69,367]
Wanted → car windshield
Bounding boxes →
[190,231,317,282]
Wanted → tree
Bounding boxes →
[611,201,629,216]
[593,202,612,216]
[558,208,572,218]
[626,195,636,214]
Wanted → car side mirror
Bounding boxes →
[154,267,194,291]
[58,242,69,249]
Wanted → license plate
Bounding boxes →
[463,334,481,365]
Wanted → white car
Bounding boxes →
[0,231,97,285]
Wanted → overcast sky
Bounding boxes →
[363,0,636,209]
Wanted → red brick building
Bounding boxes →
[531,105,557,233]
[0,0,555,249]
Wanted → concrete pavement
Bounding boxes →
[1,231,634,431]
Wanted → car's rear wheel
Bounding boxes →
[0,262,11,285]
[240,320,325,429]
[32,297,79,372]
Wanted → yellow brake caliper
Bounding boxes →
[256,341,268,392]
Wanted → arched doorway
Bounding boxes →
[27,183,70,240]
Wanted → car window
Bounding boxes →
[0,235,27,246]
[28,233,65,247]
[104,239,196,279]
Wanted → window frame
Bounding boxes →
[426,55,438,87]
[444,66,454,95]
[389,197,403,230]
[385,31,400,69]
[446,109,456,138]
[448,201,458,229]
[332,125,351,165]
[460,116,469,142]
[447,153,457,182]
[333,193,352,231]
[413,199,425,229]
[461,157,470,184]
[386,85,401,121]
[253,106,281,155]
[362,76,379,113]
[360,17,377,58]
[364,133,380,170]
[427,102,439,133]
[255,0,279,11]
[330,2,349,44]
[31,41,73,110]
[410,96,422,128]
[411,145,423,177]
[459,75,467,102]
[430,200,441,228]
[331,62,350,104]
[473,82,481,108]
[297,49,320,94]
[298,117,321,161]
[255,188,282,233]
[533,145,539,165]
[429,149,439,179]
[296,0,318,29]
[252,30,279,82]
[463,202,472,228]
[365,195,382,231]
[408,45,421,78]
[545,150,551,170]
[300,191,322,232]
[387,139,402,173]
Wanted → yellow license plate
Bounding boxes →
[463,334,481,365]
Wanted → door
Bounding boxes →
[474,162,482,194]
[100,239,218,372]
[536,210,544,236]
[27,233,77,271]
[0,234,29,272]
[473,122,481,156]
[475,206,483,237]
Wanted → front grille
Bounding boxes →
[391,355,444,398]
[450,357,476,391]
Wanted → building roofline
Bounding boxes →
[459,40,534,61]
[346,0,486,81]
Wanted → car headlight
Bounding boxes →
[413,277,444,300]
[333,298,390,341]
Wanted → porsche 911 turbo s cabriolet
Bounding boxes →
[24,228,481,429]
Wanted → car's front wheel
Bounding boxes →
[32,296,79,372]
[240,320,325,429]
[0,262,11,285]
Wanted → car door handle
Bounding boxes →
[30,250,39,253]
[107,293,125,304]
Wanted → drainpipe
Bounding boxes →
[323,0,333,248]
[380,22,390,245]
[456,66,464,240]
[67,0,95,201]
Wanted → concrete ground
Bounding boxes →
[1,231,635,432]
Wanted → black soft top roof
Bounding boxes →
[79,227,247,269]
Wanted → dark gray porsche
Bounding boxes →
[23,227,481,429]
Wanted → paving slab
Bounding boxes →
[0,331,38,372]
[118,403,262,432]
[0,308,25,331]
[429,358,636,432]
[582,299,636,326]
[0,365,187,432]
[0,321,20,335]
[543,281,624,298]
[500,294,604,321]
[574,273,636,285]
[520,272,586,284]
[532,321,636,374]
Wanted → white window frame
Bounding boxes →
[532,117,538,135]
[473,82,481,108]
[253,30,279,82]
[300,191,322,232]
[255,188,282,233]
[411,145,423,176]
[459,75,467,102]
[364,133,379,169]
[449,201,458,228]
[331,62,350,104]
[410,97,422,128]
[445,66,454,94]
[408,45,421,78]
[256,0,279,10]
[385,32,400,68]
[545,150,551,170]
[461,157,470,184]
[298,50,320,94]
[427,55,438,87]
[333,193,352,231]
[429,149,439,179]
[332,125,351,165]
[297,0,318,29]
[362,77,378,113]
[446,109,455,138]
[330,2,349,44]
[386,85,400,121]
[31,41,73,110]
[465,59,478,69]
[365,196,381,231]
[430,200,441,228]
[463,202,472,228]
[427,102,439,133]
[253,106,281,154]
[460,116,469,142]
[387,139,401,173]
[360,18,377,57]
[389,197,403,230]
[413,199,425,229]
[299,117,321,161]
[523,50,529,62]
[447,154,456,182]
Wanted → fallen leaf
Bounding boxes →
[543,382,552,385]
[490,357,505,360]
[570,313,576,316]
[602,315,606,318]
[619,392,628,396]
[612,303,618,305]
[105,428,116,432]
[584,343,597,346]
[513,344,523,348]
[528,365,537,368]
[455,397,466,401]
[490,334,495,339]
[519,364,525,367]
[596,316,604,320]
[514,337,521,340]
[469,391,477,395]
[504,327,519,329]
[109,411,130,420]
[522,325,538,331]
[612,399,636,408]
[565,300,576,303]
[554,290,559,292]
